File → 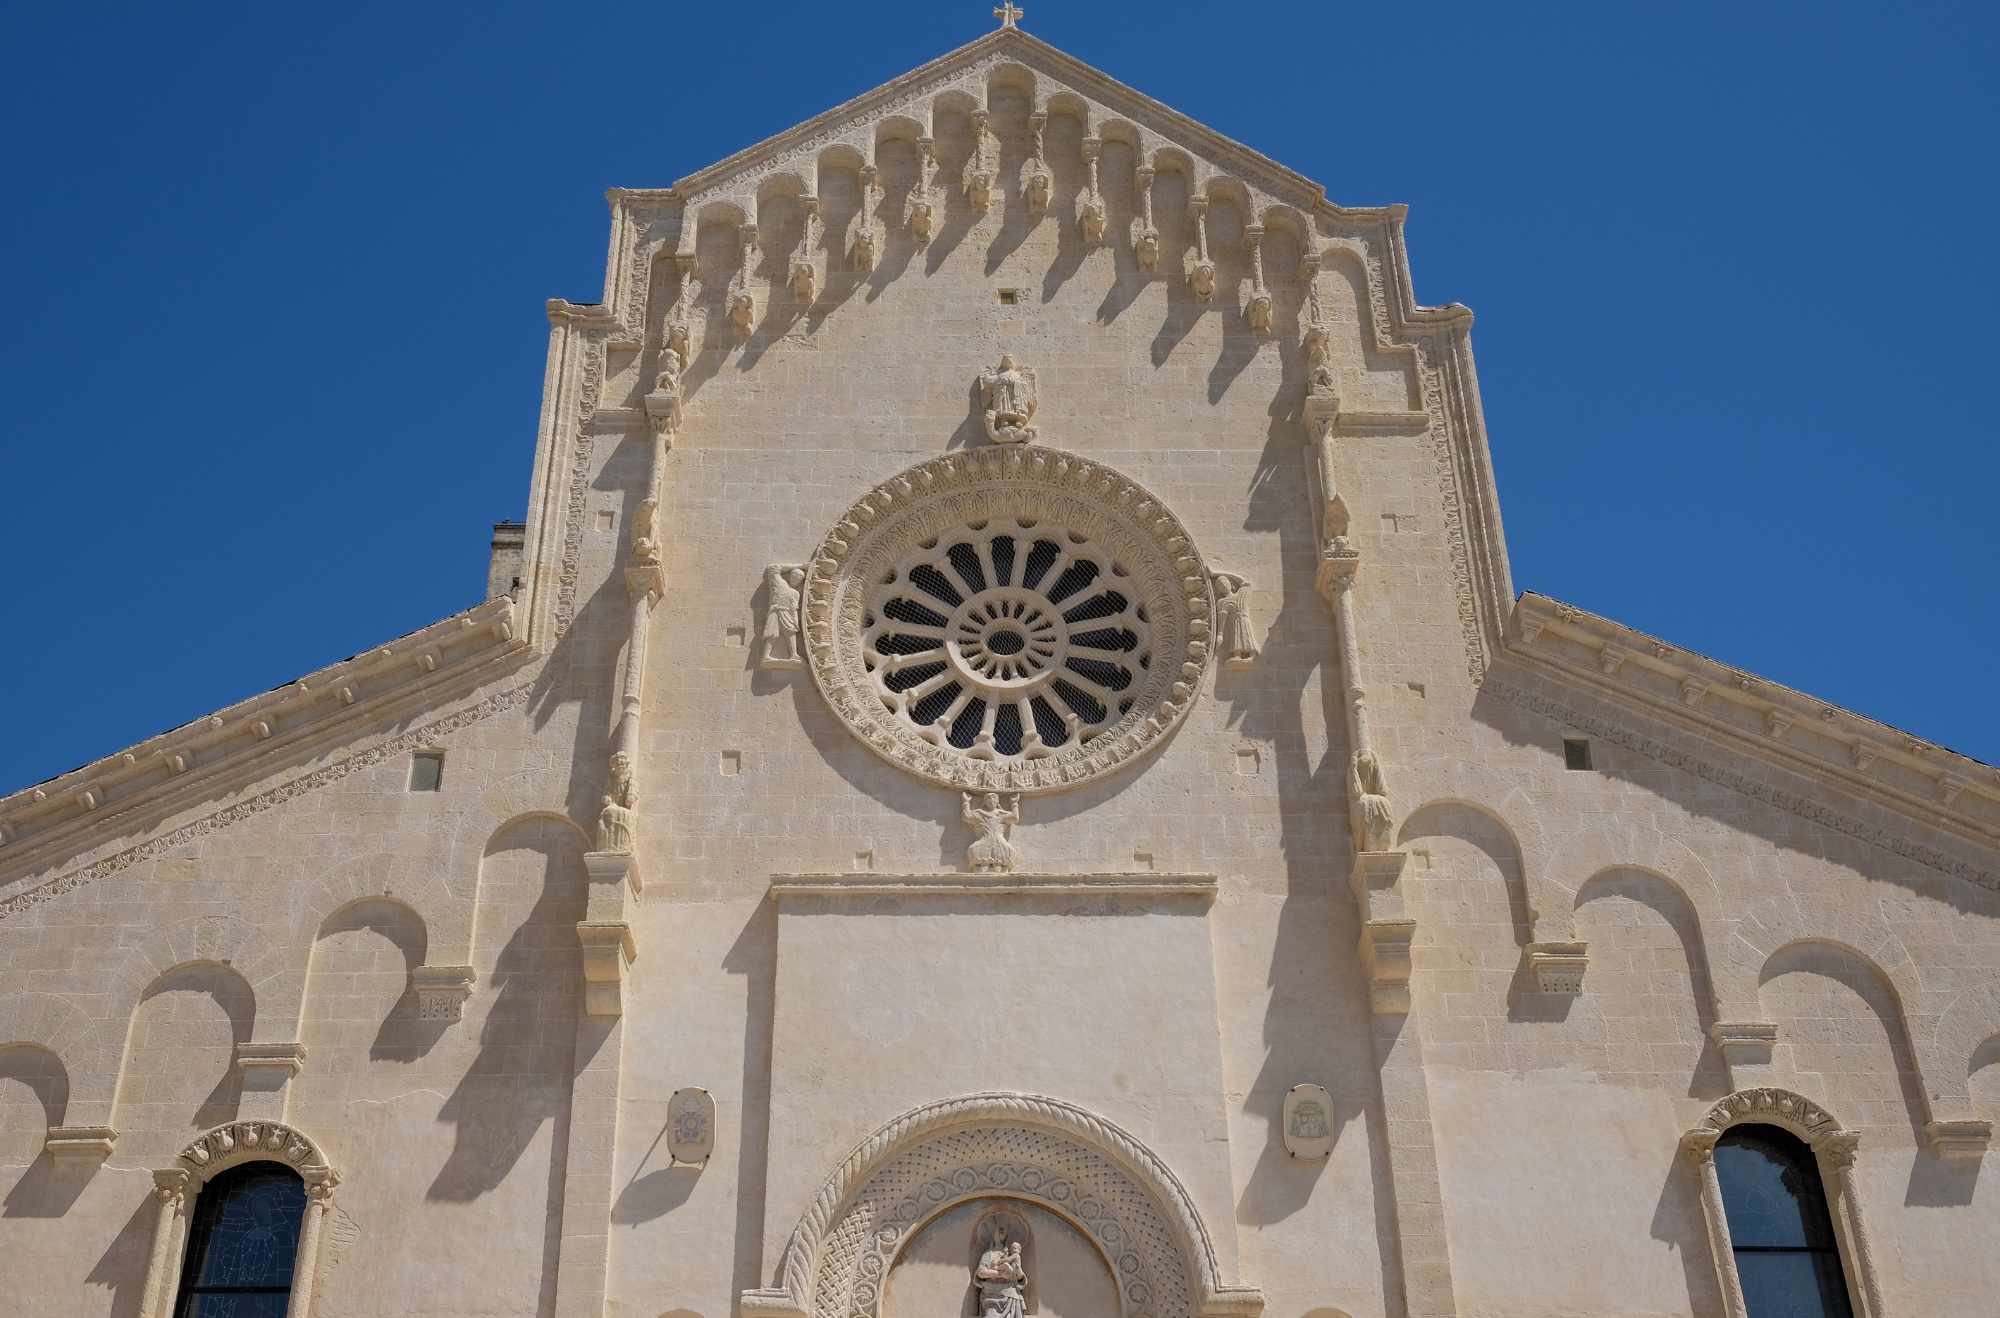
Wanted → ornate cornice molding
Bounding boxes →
[1485,666,2000,893]
[0,598,529,881]
[1505,593,2000,863]
[0,680,534,923]
[769,872,1217,900]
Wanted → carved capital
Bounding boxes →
[152,1167,193,1203]
[1596,643,1630,676]
[411,965,477,1022]
[1315,538,1359,605]
[1817,1131,1860,1172]
[1679,1128,1720,1167]
[1525,942,1589,994]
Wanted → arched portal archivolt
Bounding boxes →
[743,1094,1261,1318]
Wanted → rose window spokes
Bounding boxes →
[864,521,1152,760]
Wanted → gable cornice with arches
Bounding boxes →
[523,26,1512,688]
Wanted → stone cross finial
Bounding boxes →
[994,3,1023,28]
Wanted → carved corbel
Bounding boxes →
[1356,918,1416,1014]
[1132,165,1159,271]
[790,196,820,302]
[1597,643,1631,676]
[1078,137,1105,241]
[1315,534,1359,609]
[1187,195,1215,300]
[665,252,697,361]
[1679,676,1710,707]
[235,1043,307,1082]
[1925,1119,1994,1159]
[1850,740,1877,772]
[911,138,937,239]
[729,224,758,331]
[1764,707,1796,739]
[1709,1021,1778,1067]
[45,1126,118,1164]
[853,165,880,272]
[1525,942,1589,994]
[1022,112,1050,214]
[965,110,994,211]
[576,921,637,1017]
[411,966,476,1022]
[1243,224,1272,333]
[1939,774,1968,806]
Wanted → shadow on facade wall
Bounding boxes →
[1648,1156,1726,1315]
[428,819,586,1318]
[85,1192,154,1318]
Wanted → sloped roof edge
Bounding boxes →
[1507,591,1999,850]
[0,596,529,869]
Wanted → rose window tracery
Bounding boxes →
[866,523,1152,759]
[804,447,1214,795]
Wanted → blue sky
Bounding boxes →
[1,0,1995,791]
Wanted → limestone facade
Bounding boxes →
[3,21,1997,1318]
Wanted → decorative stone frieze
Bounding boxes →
[412,965,477,1022]
[742,1091,1262,1318]
[45,1125,117,1164]
[179,1119,330,1177]
[1525,941,1589,994]
[803,447,1214,796]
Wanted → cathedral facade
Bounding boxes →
[4,21,1998,1318]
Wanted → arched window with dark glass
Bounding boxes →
[173,1162,307,1318]
[1713,1124,1854,1318]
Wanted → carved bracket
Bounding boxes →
[1525,942,1589,994]
[1924,1118,1993,1159]
[412,965,477,1022]
[1709,1021,1778,1066]
[1357,918,1416,1014]
[577,920,637,1017]
[45,1125,117,1164]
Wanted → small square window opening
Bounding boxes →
[410,751,445,792]
[997,288,1020,305]
[1563,738,1593,772]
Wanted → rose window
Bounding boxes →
[804,446,1214,795]
[865,523,1151,759]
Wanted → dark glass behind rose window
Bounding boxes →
[1713,1125,1854,1318]
[174,1162,306,1318]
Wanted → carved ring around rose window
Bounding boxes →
[804,447,1214,795]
